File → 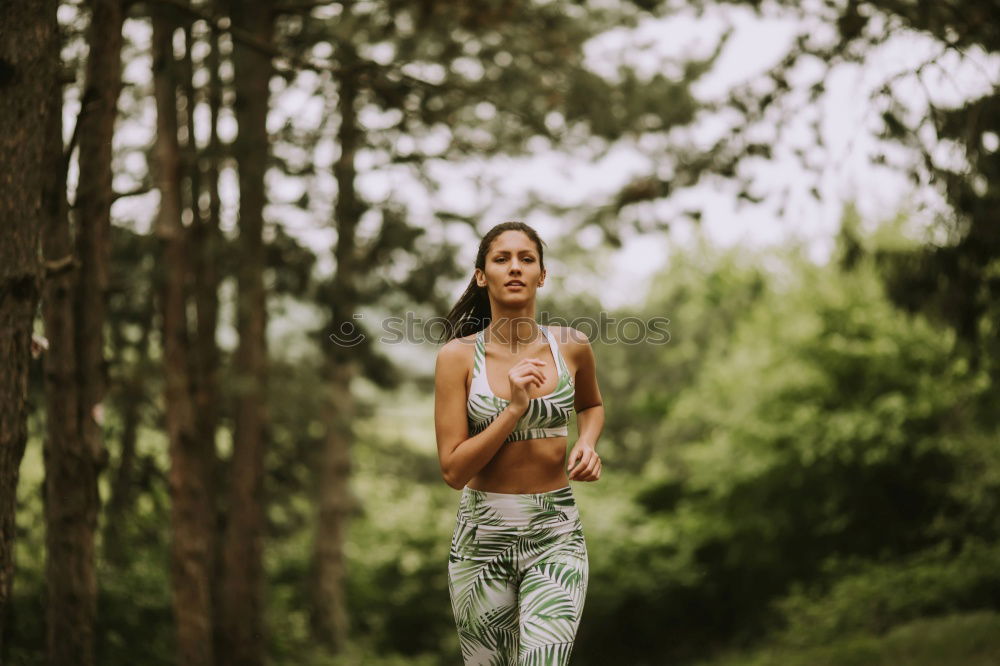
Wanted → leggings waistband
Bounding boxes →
[458,485,579,528]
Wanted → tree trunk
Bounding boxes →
[220,2,273,664]
[202,23,228,661]
[0,0,57,652]
[152,7,216,666]
[43,0,123,664]
[312,53,362,653]
[183,18,223,455]
[312,363,357,651]
[187,17,226,662]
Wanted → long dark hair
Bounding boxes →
[437,221,547,343]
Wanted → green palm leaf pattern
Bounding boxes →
[448,487,588,665]
[519,549,587,647]
[516,492,576,527]
[520,642,575,666]
[467,326,576,445]
[465,491,518,526]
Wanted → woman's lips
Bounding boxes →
[505,283,525,289]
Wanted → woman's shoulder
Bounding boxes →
[545,324,591,359]
[436,332,478,368]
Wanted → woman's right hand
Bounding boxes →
[507,358,546,411]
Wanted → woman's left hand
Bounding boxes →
[567,444,601,482]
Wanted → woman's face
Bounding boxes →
[477,230,545,300]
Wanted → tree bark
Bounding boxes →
[41,0,123,664]
[188,13,223,453]
[312,51,362,653]
[152,6,216,666]
[312,363,357,651]
[45,0,124,666]
[220,2,273,664]
[202,23,228,660]
[188,17,227,661]
[0,0,57,652]
[72,0,123,468]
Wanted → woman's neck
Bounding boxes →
[485,316,541,353]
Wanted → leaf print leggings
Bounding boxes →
[448,485,589,666]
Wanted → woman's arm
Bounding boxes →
[566,327,604,481]
[434,338,531,490]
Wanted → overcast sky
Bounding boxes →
[86,2,999,320]
[474,4,998,309]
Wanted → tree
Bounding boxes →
[42,0,125,662]
[151,3,217,664]
[0,0,58,653]
[598,0,1000,410]
[219,1,274,663]
[585,240,989,663]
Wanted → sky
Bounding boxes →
[451,3,998,309]
[81,1,1000,317]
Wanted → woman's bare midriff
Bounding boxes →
[465,436,570,493]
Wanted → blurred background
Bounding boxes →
[3,0,1000,664]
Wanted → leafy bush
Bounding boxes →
[773,539,1000,647]
[699,611,1000,666]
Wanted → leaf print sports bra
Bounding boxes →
[466,325,576,444]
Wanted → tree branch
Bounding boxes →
[44,255,80,278]
[271,0,336,15]
[140,0,539,129]
[112,185,155,202]
[145,0,345,77]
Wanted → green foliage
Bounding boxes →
[10,418,174,665]
[700,611,1000,666]
[14,216,1000,665]
[573,238,995,663]
[10,414,46,663]
[279,224,1000,666]
[774,539,1000,647]
[96,554,174,666]
[593,238,770,472]
[261,376,463,665]
[18,2,1000,662]
[688,0,1000,402]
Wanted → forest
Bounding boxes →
[1,0,998,664]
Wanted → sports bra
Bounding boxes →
[466,325,575,444]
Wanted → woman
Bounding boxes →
[434,221,605,665]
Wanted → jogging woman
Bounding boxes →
[434,221,605,665]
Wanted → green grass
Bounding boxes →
[699,611,1000,666]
